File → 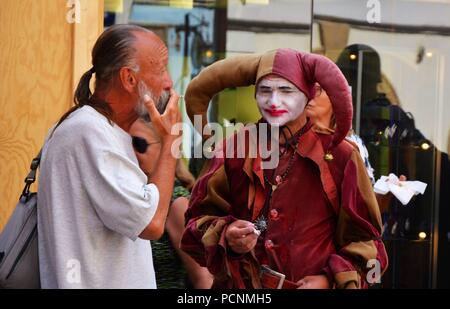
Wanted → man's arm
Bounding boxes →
[139,141,177,239]
[139,89,181,240]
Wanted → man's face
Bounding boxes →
[135,80,170,119]
[133,32,173,118]
[255,75,308,126]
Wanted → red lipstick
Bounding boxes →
[265,109,287,117]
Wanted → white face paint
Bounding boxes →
[255,76,308,126]
[136,80,170,119]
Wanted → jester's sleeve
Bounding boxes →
[180,157,261,289]
[323,148,389,289]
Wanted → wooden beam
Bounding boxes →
[0,0,104,230]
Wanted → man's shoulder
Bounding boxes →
[65,106,110,127]
[57,107,112,135]
[49,106,115,149]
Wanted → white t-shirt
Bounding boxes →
[37,106,159,289]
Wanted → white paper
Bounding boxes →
[373,173,427,205]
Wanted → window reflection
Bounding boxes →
[312,0,450,289]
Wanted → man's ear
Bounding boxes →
[119,67,137,93]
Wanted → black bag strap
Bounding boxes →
[20,149,42,201]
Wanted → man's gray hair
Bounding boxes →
[56,25,151,128]
[91,24,148,85]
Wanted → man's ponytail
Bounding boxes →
[74,68,94,106]
[53,68,95,130]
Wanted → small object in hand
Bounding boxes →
[254,216,268,233]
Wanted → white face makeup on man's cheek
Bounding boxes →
[255,77,308,126]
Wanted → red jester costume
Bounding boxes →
[180,49,388,289]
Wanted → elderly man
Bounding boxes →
[37,25,181,288]
[181,49,388,289]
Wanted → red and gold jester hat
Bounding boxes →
[185,48,353,148]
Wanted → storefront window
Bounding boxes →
[311,0,450,288]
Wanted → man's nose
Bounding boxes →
[162,71,173,90]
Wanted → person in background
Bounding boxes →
[306,83,375,182]
[305,82,406,213]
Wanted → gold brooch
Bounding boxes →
[324,152,334,161]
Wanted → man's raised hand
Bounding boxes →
[144,89,181,143]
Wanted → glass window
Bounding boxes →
[312,0,450,288]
